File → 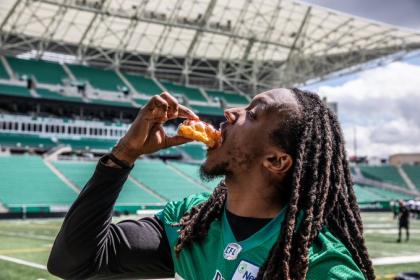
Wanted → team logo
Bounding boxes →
[232,260,260,280]
[223,242,242,260]
[213,270,225,280]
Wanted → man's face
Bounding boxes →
[200,88,299,181]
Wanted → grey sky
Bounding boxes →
[302,0,420,30]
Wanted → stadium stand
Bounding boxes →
[177,143,206,161]
[123,73,162,96]
[160,80,207,102]
[133,98,148,107]
[67,64,125,92]
[7,57,68,85]
[52,160,162,208]
[0,155,77,208]
[36,88,84,103]
[130,160,208,201]
[191,104,224,116]
[87,98,133,107]
[169,161,218,189]
[359,165,408,188]
[58,138,116,150]
[0,83,31,97]
[0,133,55,149]
[353,184,413,208]
[402,164,420,190]
[206,89,249,105]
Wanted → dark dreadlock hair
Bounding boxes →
[172,88,375,280]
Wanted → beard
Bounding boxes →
[199,160,232,182]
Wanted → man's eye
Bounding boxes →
[247,111,256,120]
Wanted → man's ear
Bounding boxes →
[262,149,293,176]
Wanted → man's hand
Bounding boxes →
[111,92,199,166]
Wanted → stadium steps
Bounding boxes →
[0,202,8,213]
[52,160,162,206]
[115,70,139,96]
[177,143,206,161]
[130,159,209,201]
[7,56,69,85]
[396,165,417,191]
[402,165,420,191]
[61,63,76,81]
[165,162,211,191]
[43,159,80,194]
[167,161,219,189]
[128,176,168,202]
[0,155,78,206]
[359,165,408,189]
[0,56,12,79]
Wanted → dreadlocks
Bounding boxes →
[172,88,375,280]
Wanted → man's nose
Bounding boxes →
[224,109,237,124]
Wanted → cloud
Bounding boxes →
[316,62,420,158]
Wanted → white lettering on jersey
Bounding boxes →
[232,260,260,280]
[213,270,225,280]
[223,242,242,260]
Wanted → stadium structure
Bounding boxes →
[0,0,420,217]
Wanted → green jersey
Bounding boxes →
[156,192,365,280]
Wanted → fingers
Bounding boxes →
[165,135,193,148]
[160,92,199,120]
[178,104,199,120]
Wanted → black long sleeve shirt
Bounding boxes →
[48,158,271,279]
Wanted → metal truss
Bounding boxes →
[0,0,420,96]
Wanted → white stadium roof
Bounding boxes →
[1,0,419,94]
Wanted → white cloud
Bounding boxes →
[316,62,420,158]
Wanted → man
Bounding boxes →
[48,88,374,279]
[397,200,410,242]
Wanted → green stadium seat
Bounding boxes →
[7,57,68,85]
[0,60,10,80]
[0,83,31,97]
[53,160,162,205]
[178,143,207,160]
[359,165,408,188]
[0,155,77,206]
[58,138,117,150]
[0,133,55,149]
[124,73,162,96]
[353,184,412,205]
[133,98,149,107]
[131,160,208,201]
[88,98,133,107]
[67,64,125,92]
[191,105,224,116]
[206,89,249,105]
[160,81,207,102]
[169,161,219,189]
[36,88,84,103]
[402,164,420,190]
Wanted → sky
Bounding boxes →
[300,1,420,160]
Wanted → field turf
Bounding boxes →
[0,212,419,279]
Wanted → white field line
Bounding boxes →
[0,254,47,270]
[373,255,420,266]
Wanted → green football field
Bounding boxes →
[0,212,419,279]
